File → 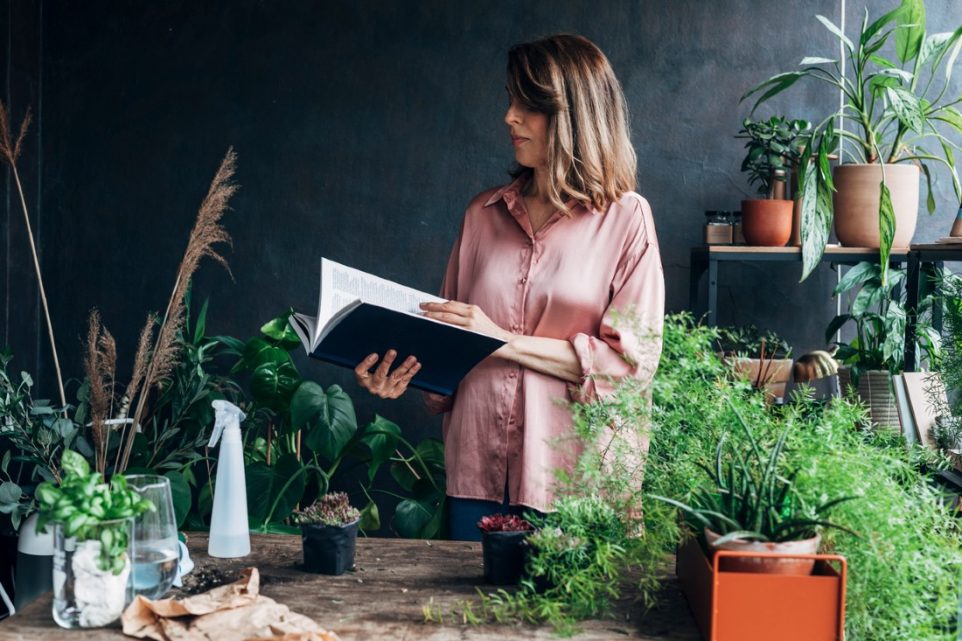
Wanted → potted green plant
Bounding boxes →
[35,450,152,628]
[716,326,793,401]
[293,491,360,575]
[742,1,962,283]
[650,409,855,575]
[828,261,940,432]
[736,116,811,246]
[477,513,534,586]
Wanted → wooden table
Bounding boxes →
[0,533,701,641]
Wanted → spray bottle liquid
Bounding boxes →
[207,400,250,558]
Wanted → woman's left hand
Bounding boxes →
[419,301,512,341]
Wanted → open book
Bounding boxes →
[289,258,506,396]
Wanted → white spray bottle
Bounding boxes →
[207,400,250,558]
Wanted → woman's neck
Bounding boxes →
[523,168,551,204]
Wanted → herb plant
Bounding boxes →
[742,1,962,282]
[292,491,360,527]
[35,451,152,574]
[736,116,811,198]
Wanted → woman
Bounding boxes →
[355,34,664,541]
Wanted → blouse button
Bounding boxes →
[508,371,517,378]
[520,277,527,284]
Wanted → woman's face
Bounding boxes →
[505,97,548,169]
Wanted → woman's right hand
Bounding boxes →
[354,349,421,399]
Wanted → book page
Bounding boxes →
[322,258,445,316]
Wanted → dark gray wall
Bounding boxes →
[3,1,962,432]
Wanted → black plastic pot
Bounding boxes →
[481,530,530,585]
[301,519,359,575]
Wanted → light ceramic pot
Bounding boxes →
[741,199,793,246]
[836,368,900,434]
[833,163,919,248]
[705,528,820,576]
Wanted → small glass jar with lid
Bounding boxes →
[704,210,733,245]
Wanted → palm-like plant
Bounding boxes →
[650,403,856,544]
[742,1,962,284]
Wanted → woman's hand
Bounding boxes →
[354,349,421,399]
[419,301,511,341]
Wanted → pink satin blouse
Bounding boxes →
[425,176,665,513]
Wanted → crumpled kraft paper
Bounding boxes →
[121,568,339,641]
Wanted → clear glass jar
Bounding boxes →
[704,210,733,245]
[127,475,179,600]
[52,518,133,629]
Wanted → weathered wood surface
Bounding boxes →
[0,533,701,640]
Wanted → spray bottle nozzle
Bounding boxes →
[208,400,247,448]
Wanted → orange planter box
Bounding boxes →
[676,538,846,641]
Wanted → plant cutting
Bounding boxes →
[743,0,962,283]
[476,513,534,586]
[293,491,360,575]
[827,261,940,431]
[650,403,856,575]
[736,116,811,246]
[35,450,152,628]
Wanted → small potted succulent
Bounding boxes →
[736,116,811,246]
[651,412,856,575]
[35,450,153,629]
[477,513,534,585]
[293,492,360,575]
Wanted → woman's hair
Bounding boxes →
[507,34,636,215]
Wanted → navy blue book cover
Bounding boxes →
[308,303,505,396]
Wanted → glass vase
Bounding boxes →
[52,517,133,629]
[127,474,179,599]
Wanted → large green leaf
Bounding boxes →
[885,87,925,132]
[61,450,89,478]
[234,338,291,374]
[293,383,358,461]
[260,312,303,350]
[799,158,833,282]
[740,72,805,113]
[894,0,925,64]
[246,453,306,524]
[250,361,300,412]
[164,470,191,528]
[834,262,878,295]
[816,15,855,52]
[879,181,896,288]
[861,6,901,46]
[360,415,401,483]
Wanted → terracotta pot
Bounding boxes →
[837,367,899,433]
[833,163,919,248]
[741,199,793,246]
[705,528,820,576]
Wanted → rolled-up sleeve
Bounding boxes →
[569,198,665,401]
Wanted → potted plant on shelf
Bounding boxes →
[829,261,940,432]
[742,0,962,283]
[650,410,855,576]
[35,450,152,629]
[736,116,811,246]
[477,513,534,585]
[293,491,360,575]
[716,326,793,401]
